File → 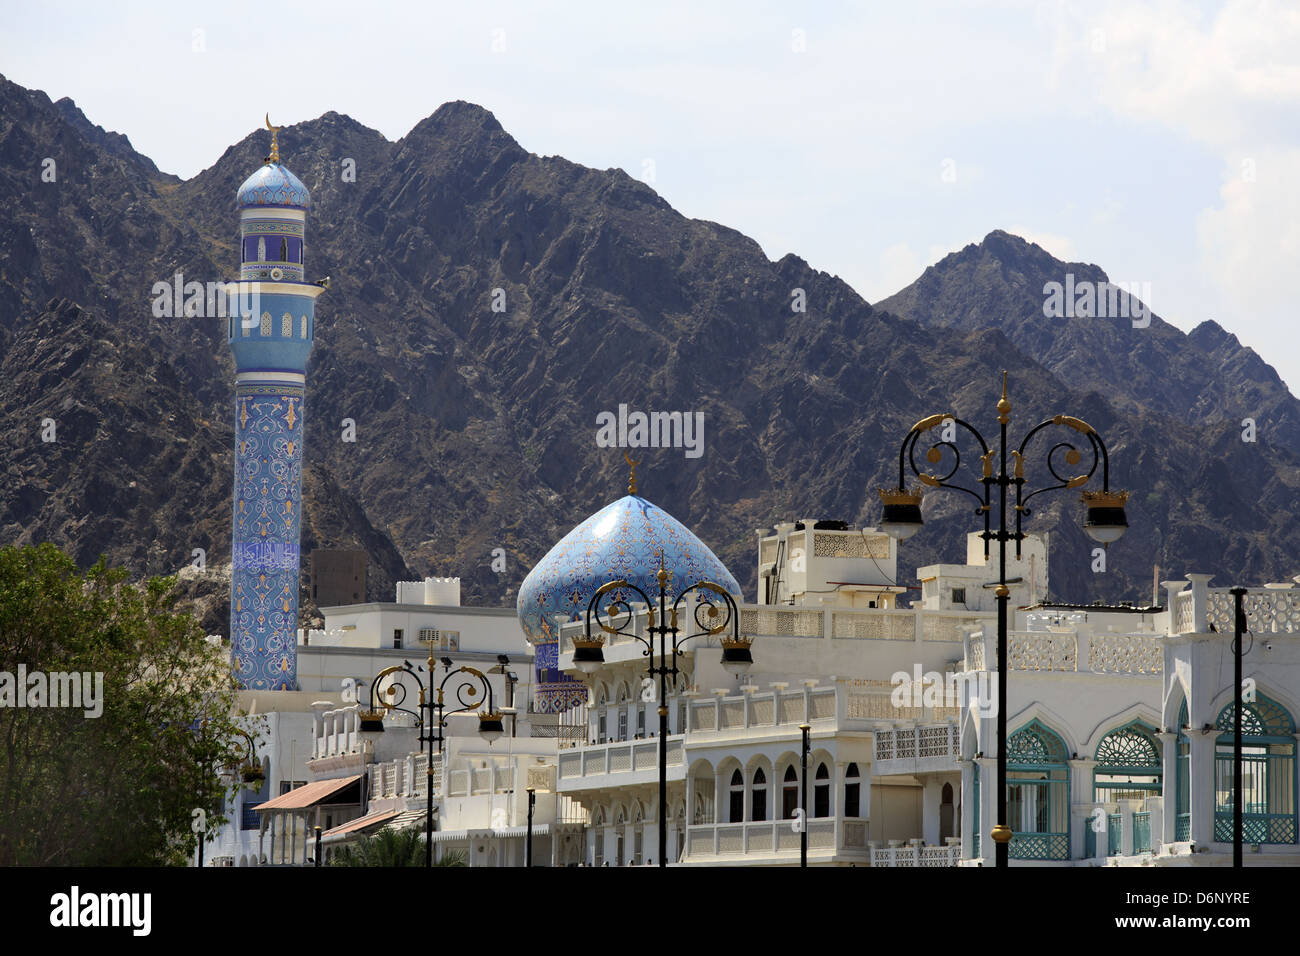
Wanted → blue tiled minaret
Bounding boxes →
[227,117,324,690]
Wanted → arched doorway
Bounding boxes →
[940,782,955,842]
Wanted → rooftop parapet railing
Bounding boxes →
[963,630,1162,676]
[557,604,992,654]
[1164,576,1300,636]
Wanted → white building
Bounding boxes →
[537,508,1044,865]
[202,577,554,866]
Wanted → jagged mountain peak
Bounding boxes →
[3,74,1300,632]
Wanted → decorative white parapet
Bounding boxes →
[1185,573,1214,632]
[1166,574,1300,636]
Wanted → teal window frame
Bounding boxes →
[1093,720,1162,803]
[1213,693,1297,845]
[1175,700,1190,841]
[1006,719,1071,861]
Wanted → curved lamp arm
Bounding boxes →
[670,581,740,649]
[897,414,993,513]
[436,665,497,723]
[584,578,657,655]
[367,662,425,728]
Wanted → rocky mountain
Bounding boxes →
[2,74,1298,635]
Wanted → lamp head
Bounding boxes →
[878,487,923,541]
[1082,488,1128,544]
[572,637,606,675]
[720,636,754,676]
[478,710,505,743]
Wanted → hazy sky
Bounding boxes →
[4,0,1298,389]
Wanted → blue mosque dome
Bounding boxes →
[516,491,743,647]
[237,162,310,209]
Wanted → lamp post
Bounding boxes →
[878,372,1127,867]
[800,723,810,868]
[526,786,536,868]
[357,641,504,868]
[576,552,751,867]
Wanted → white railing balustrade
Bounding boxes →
[686,819,841,857]
[1087,633,1162,674]
[1207,588,1300,633]
[687,687,836,734]
[871,841,962,867]
[1007,631,1077,671]
[556,736,685,779]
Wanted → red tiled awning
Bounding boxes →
[255,774,361,811]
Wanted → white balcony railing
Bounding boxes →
[688,687,837,734]
[557,737,684,780]
[686,819,843,857]
[871,840,962,867]
[874,724,960,765]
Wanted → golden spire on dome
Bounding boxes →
[624,450,640,495]
[265,113,282,165]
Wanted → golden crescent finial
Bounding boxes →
[624,450,640,495]
[264,113,282,165]
[997,369,1011,423]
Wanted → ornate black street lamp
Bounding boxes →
[577,552,752,867]
[878,371,1127,867]
[358,641,503,868]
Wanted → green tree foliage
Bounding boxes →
[0,543,248,865]
[329,826,467,867]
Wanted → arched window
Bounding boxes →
[1176,700,1190,840]
[1215,693,1297,844]
[300,315,308,339]
[844,763,861,817]
[259,312,271,337]
[1006,720,1070,860]
[782,765,799,818]
[257,238,266,262]
[752,767,767,822]
[814,763,830,817]
[279,238,288,262]
[281,312,292,337]
[1094,721,1162,802]
[940,780,955,843]
[728,769,744,823]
